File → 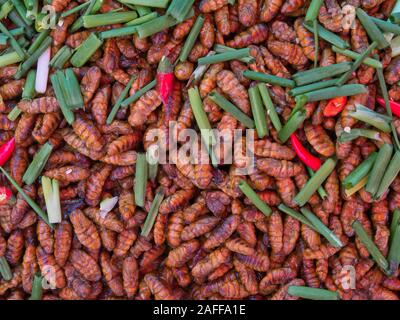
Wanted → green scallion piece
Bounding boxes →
[388,223,400,275]
[331,46,382,69]
[120,0,169,8]
[70,33,103,68]
[292,62,352,86]
[0,166,51,227]
[69,0,102,33]
[375,150,400,200]
[349,104,391,132]
[213,44,254,63]
[306,166,327,199]
[0,26,24,45]
[343,152,377,188]
[167,0,195,22]
[208,91,254,129]
[134,153,148,208]
[7,106,21,120]
[295,158,336,206]
[27,30,50,55]
[290,94,307,117]
[99,25,137,39]
[288,286,340,300]
[0,0,13,20]
[133,4,152,16]
[366,143,393,196]
[301,208,343,248]
[23,142,53,185]
[278,204,316,230]
[278,109,307,143]
[107,73,136,124]
[390,12,400,24]
[249,85,267,138]
[141,188,164,237]
[50,73,75,125]
[0,21,26,59]
[356,8,389,49]
[124,11,158,26]
[61,1,90,18]
[83,11,138,28]
[42,177,62,224]
[146,150,158,182]
[305,0,323,21]
[289,79,338,96]
[243,70,295,88]
[303,20,349,49]
[198,48,251,65]
[22,68,36,99]
[238,180,271,216]
[10,0,32,26]
[303,84,367,102]
[258,83,282,131]
[339,129,382,143]
[353,220,389,274]
[336,41,377,86]
[313,19,319,68]
[49,45,73,69]
[121,79,156,107]
[371,16,400,35]
[64,68,84,109]
[29,273,43,300]
[0,256,12,281]
[14,35,51,79]
[0,51,22,67]
[179,15,204,62]
[390,209,400,244]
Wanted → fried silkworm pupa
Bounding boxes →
[54,220,73,267]
[226,24,269,48]
[5,230,24,265]
[17,97,60,113]
[69,209,101,250]
[85,164,112,206]
[0,79,25,100]
[166,211,184,248]
[165,240,201,268]
[9,147,28,188]
[123,255,139,298]
[80,66,102,105]
[191,247,231,283]
[44,166,91,182]
[159,189,195,214]
[181,216,221,241]
[256,158,303,178]
[21,244,38,293]
[114,228,138,257]
[128,89,162,127]
[100,251,124,296]
[84,207,124,233]
[144,273,177,300]
[203,215,240,250]
[37,219,54,255]
[70,249,102,282]
[217,70,250,114]
[72,113,105,152]
[36,246,66,289]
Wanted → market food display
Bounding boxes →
[0,0,400,300]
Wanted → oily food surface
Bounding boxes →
[0,0,400,300]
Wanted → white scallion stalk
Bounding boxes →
[391,35,400,58]
[99,196,119,218]
[186,51,215,87]
[35,46,51,94]
[42,177,62,224]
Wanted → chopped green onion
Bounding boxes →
[179,15,204,62]
[99,25,137,39]
[356,8,389,49]
[10,0,32,26]
[107,74,136,124]
[290,94,307,116]
[29,273,43,300]
[346,127,385,141]
[208,91,254,129]
[213,44,254,63]
[305,0,323,21]
[22,68,36,99]
[133,4,152,16]
[238,180,271,216]
[388,223,400,275]
[198,48,251,65]
[167,0,195,22]
[390,209,400,244]
[0,27,24,45]
[0,51,22,67]
[303,21,349,49]
[390,35,400,58]
[83,11,138,28]
[70,33,103,68]
[278,109,307,143]
[69,0,102,33]
[134,153,147,208]
[23,142,53,185]
[0,166,52,227]
[0,21,26,59]
[375,150,400,199]
[303,84,367,102]
[61,1,90,18]
[343,152,377,188]
[0,256,12,281]
[336,41,377,86]
[243,70,295,88]
[49,45,73,69]
[0,0,13,20]
[121,79,156,107]
[14,35,51,79]
[292,62,352,86]
[295,158,336,206]
[27,30,50,55]
[120,0,169,8]
[391,12,400,24]
[50,73,75,125]
[42,177,62,224]
[306,166,327,199]
[352,220,389,274]
[146,150,158,182]
[278,204,316,230]
[301,208,343,248]
[141,188,164,237]
[258,83,282,131]
[371,16,400,35]
[7,106,22,121]
[249,86,267,138]
[289,79,338,96]
[344,175,368,197]
[64,68,84,109]
[349,104,391,133]
[365,143,393,196]
[331,46,382,69]
[288,286,340,300]
[124,12,158,26]
[313,19,318,68]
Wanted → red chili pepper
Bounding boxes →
[290,133,321,171]
[0,137,15,166]
[323,96,347,117]
[377,97,400,118]
[0,186,12,205]
[156,56,174,105]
